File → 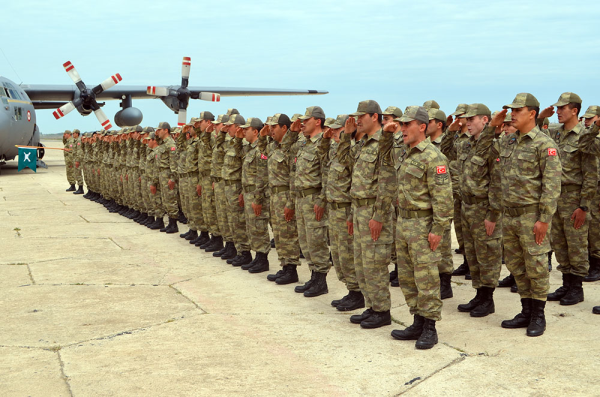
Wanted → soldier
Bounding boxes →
[146,130,164,229]
[153,122,179,233]
[71,129,85,194]
[64,130,76,191]
[340,100,395,329]
[496,93,561,337]
[454,104,502,317]
[177,122,198,241]
[540,93,598,306]
[136,127,153,225]
[582,105,600,282]
[292,106,331,298]
[426,108,454,299]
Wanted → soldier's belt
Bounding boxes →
[462,195,488,205]
[224,179,241,186]
[243,185,256,193]
[353,198,377,207]
[561,184,581,193]
[330,201,352,210]
[271,186,290,194]
[399,208,433,219]
[297,187,321,198]
[504,204,538,217]
[212,177,223,183]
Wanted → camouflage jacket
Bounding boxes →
[182,136,200,174]
[293,132,327,208]
[319,137,352,205]
[64,137,75,161]
[147,146,160,186]
[211,132,229,179]
[198,129,213,175]
[440,129,470,194]
[242,140,269,205]
[156,135,178,179]
[257,131,298,210]
[222,137,247,181]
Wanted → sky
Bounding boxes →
[2,0,600,134]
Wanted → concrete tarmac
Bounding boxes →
[0,141,599,396]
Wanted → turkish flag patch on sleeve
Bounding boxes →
[548,148,557,156]
[171,147,176,151]
[436,165,447,174]
[260,153,268,160]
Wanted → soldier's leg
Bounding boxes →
[503,214,529,297]
[438,227,454,274]
[453,192,464,251]
[225,182,249,252]
[159,173,178,219]
[561,193,590,278]
[462,203,480,287]
[202,176,219,236]
[301,194,329,274]
[329,206,347,286]
[586,188,600,281]
[244,194,270,254]
[271,191,300,267]
[353,204,371,309]
[296,196,313,269]
[214,180,230,240]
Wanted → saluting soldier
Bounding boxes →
[64,130,76,191]
[153,122,179,233]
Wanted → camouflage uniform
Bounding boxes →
[199,128,219,237]
[148,142,163,218]
[211,122,232,243]
[183,130,203,233]
[64,134,76,185]
[157,134,179,218]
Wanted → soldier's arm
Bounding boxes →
[379,129,394,168]
[257,134,268,154]
[281,130,299,152]
[427,155,453,236]
[439,129,455,159]
[579,150,598,210]
[487,156,502,223]
[578,123,600,156]
[255,151,268,206]
[538,140,562,223]
[168,145,178,179]
[474,125,496,158]
[373,161,396,223]
[337,133,353,167]
[314,141,328,209]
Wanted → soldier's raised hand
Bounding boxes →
[538,106,555,119]
[344,117,357,134]
[490,109,508,127]
[290,119,302,132]
[383,122,398,133]
[259,125,270,137]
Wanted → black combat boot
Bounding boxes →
[547,273,571,301]
[83,190,91,199]
[199,235,214,249]
[593,306,600,314]
[241,254,259,270]
[527,299,546,337]
[584,257,600,282]
[193,231,210,246]
[220,242,237,260]
[271,238,275,248]
[390,263,399,287]
[548,251,553,271]
[249,252,269,273]
[133,212,144,223]
[66,184,76,192]
[440,273,453,300]
[415,318,438,349]
[231,251,252,267]
[470,286,495,317]
[164,217,179,234]
[185,230,198,241]
[510,284,518,293]
[180,230,191,239]
[178,209,187,224]
[391,314,425,340]
[150,217,165,231]
[276,265,298,285]
[129,210,140,220]
[304,272,328,297]
[336,290,365,312]
[213,243,228,257]
[294,270,316,293]
[452,256,469,276]
[350,308,374,324]
[108,203,120,213]
[144,216,155,227]
[74,185,84,195]
[205,236,223,253]
[331,292,350,307]
[268,266,287,282]
[498,273,516,288]
[457,288,483,312]
[560,275,584,305]
[501,298,532,329]
[360,310,391,329]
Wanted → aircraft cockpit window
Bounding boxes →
[0,86,6,97]
[3,82,22,100]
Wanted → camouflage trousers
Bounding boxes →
[214,180,231,240]
[269,190,300,267]
[149,179,164,218]
[551,190,590,277]
[158,170,178,218]
[503,212,550,301]
[189,174,205,232]
[224,180,250,252]
[131,169,141,211]
[297,194,330,274]
[353,204,392,312]
[244,188,271,254]
[65,161,76,184]
[73,163,83,185]
[139,174,151,214]
[391,205,398,266]
[461,201,502,288]
[453,192,464,250]
[179,175,194,230]
[589,185,600,259]
[201,174,219,236]
[396,215,442,321]
[329,204,359,291]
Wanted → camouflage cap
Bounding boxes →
[450,103,468,116]
[428,108,446,122]
[350,100,382,117]
[423,100,440,110]
[503,93,540,109]
[460,103,491,118]
[399,106,429,124]
[290,113,303,122]
[330,114,349,129]
[267,113,291,126]
[199,111,215,121]
[266,116,273,124]
[552,92,582,107]
[148,132,156,140]
[583,105,600,118]
[189,117,201,125]
[504,113,512,123]
[224,114,245,126]
[157,121,171,130]
[64,130,72,134]
[541,117,550,126]
[226,108,240,116]
[324,117,336,127]
[173,127,181,134]
[134,125,143,132]
[240,117,264,130]
[142,126,155,133]
[212,114,230,124]
[299,106,326,120]
[72,129,81,134]
[382,106,403,118]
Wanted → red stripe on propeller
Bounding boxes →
[116,73,122,81]
[53,111,60,119]
[101,120,110,126]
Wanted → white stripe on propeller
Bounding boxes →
[94,109,113,130]
[63,61,82,84]
[100,73,123,91]
[199,92,221,102]
[146,86,169,96]
[182,57,191,79]
[177,109,187,126]
[52,102,76,119]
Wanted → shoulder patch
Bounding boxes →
[548,148,557,156]
[260,153,268,160]
[436,165,447,174]
[171,147,176,151]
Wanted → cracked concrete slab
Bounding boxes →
[0,264,33,287]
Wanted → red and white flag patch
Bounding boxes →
[171,147,176,151]
[436,165,447,174]
[548,148,557,156]
[496,158,500,162]
[260,153,268,160]
[294,157,297,163]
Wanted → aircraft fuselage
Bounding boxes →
[0,76,37,162]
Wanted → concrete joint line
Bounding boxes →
[397,356,466,395]
[169,284,207,313]
[79,215,90,223]
[107,237,125,250]
[56,350,74,397]
[26,263,36,284]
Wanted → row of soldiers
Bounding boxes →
[63,93,600,350]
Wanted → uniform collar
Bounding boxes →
[309,131,323,143]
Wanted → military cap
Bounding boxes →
[148,131,156,140]
[240,117,264,130]
[450,103,468,116]
[350,100,382,117]
[157,121,171,130]
[399,106,429,124]
[428,108,446,122]
[583,106,600,118]
[212,114,230,124]
[224,114,245,125]
[173,127,181,134]
[299,106,326,120]
[330,114,349,129]
[226,108,240,116]
[503,93,540,109]
[423,100,440,110]
[552,92,582,107]
[290,113,303,122]
[460,103,491,118]
[541,117,550,125]
[267,113,291,126]
[382,106,403,118]
[72,128,81,134]
[64,130,72,134]
[324,117,336,127]
[199,111,215,121]
[142,126,155,133]
[504,113,512,123]
[266,116,273,124]
[133,125,143,132]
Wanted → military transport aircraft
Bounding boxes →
[0,57,328,169]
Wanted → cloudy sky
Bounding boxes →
[2,0,600,133]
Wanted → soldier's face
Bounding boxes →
[510,107,535,131]
[271,124,285,142]
[332,127,343,143]
[301,117,316,136]
[556,104,577,124]
[466,115,487,136]
[228,124,238,137]
[356,113,372,134]
[585,115,599,128]
[383,115,396,126]
[426,120,440,136]
[400,120,426,148]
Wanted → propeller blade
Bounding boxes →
[52,102,76,119]
[177,109,187,127]
[94,108,113,130]
[93,73,123,95]
[181,57,191,79]
[63,61,86,91]
[147,86,169,96]
[199,92,221,102]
